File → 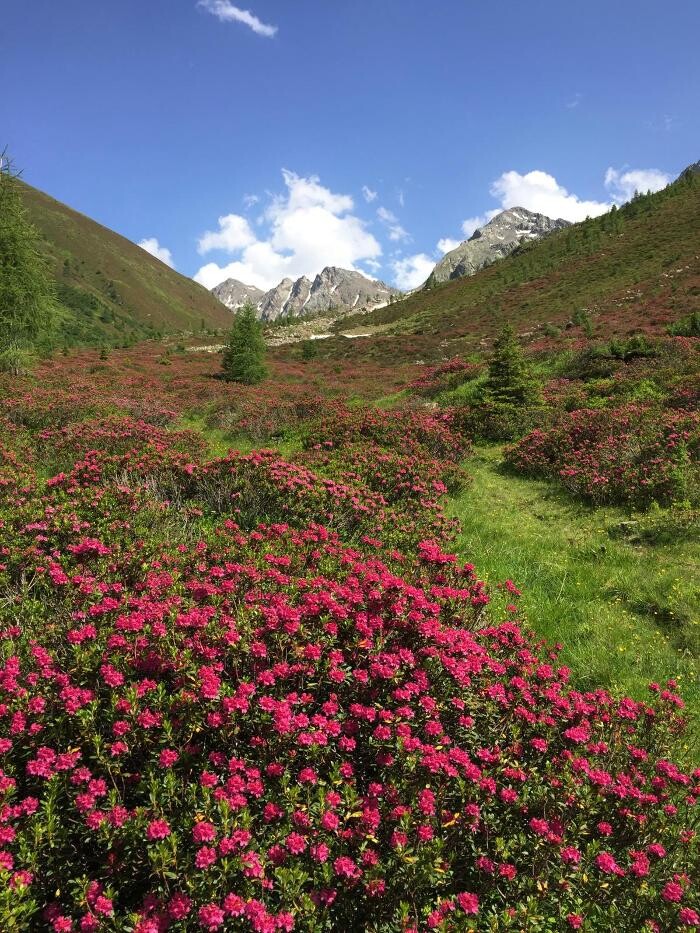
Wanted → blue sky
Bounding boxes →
[3,0,699,290]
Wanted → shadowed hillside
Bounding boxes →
[17,180,232,346]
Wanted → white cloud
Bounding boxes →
[362,185,378,203]
[604,167,671,203]
[392,253,435,291]
[437,237,461,255]
[243,193,260,208]
[194,170,382,290]
[197,0,277,37]
[489,170,611,222]
[138,237,175,268]
[458,166,671,235]
[197,213,256,254]
[429,162,671,280]
[566,92,583,110]
[377,206,409,242]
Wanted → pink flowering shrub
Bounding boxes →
[505,404,700,507]
[0,353,698,930]
[0,493,698,929]
[302,403,468,462]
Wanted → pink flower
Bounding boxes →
[93,896,113,916]
[320,811,340,831]
[310,843,330,863]
[560,847,581,865]
[457,893,479,915]
[159,749,179,767]
[567,915,583,929]
[285,832,307,855]
[198,903,225,930]
[195,846,217,869]
[563,725,590,743]
[223,894,245,917]
[192,821,216,844]
[168,893,192,919]
[662,881,684,903]
[334,856,361,881]
[679,908,700,928]
[146,819,171,841]
[596,852,625,876]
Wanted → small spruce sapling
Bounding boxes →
[482,324,541,406]
[221,302,268,384]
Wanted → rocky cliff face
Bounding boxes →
[211,279,265,310]
[428,208,571,286]
[212,266,400,321]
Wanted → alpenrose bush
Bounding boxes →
[0,517,698,932]
[505,404,700,508]
[302,404,469,464]
[7,414,458,562]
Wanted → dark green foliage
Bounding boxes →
[0,160,55,352]
[453,401,548,442]
[571,308,594,337]
[606,334,657,360]
[482,325,541,406]
[221,303,268,384]
[300,339,319,362]
[668,311,700,338]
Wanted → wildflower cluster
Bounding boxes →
[0,506,698,930]
[505,404,700,507]
[0,347,697,930]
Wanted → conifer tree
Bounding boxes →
[482,324,540,406]
[0,155,56,371]
[221,302,268,384]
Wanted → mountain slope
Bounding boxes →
[212,266,400,321]
[428,208,570,285]
[18,180,232,346]
[331,170,700,362]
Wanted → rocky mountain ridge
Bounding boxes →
[427,207,571,286]
[212,266,400,321]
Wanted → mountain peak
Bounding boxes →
[429,207,571,285]
[211,278,265,310]
[212,266,401,321]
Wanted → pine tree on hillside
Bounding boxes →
[482,324,541,406]
[0,155,55,371]
[221,302,268,384]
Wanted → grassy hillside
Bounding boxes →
[18,180,232,346]
[324,170,700,364]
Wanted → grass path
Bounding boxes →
[448,445,700,755]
